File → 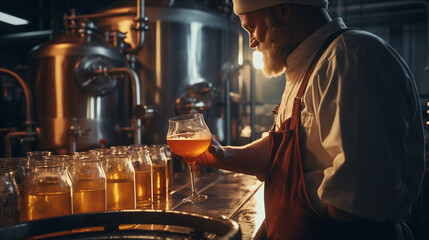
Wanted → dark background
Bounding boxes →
[1,0,428,137]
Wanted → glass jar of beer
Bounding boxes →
[68,155,106,214]
[1,157,27,222]
[26,156,72,220]
[72,152,90,160]
[131,147,152,208]
[110,146,130,155]
[0,170,20,227]
[103,154,136,210]
[148,146,167,200]
[162,145,173,193]
[27,151,52,163]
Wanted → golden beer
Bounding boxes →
[106,179,135,210]
[167,133,211,162]
[166,158,173,193]
[26,155,72,221]
[135,169,152,208]
[2,157,29,222]
[69,157,106,214]
[103,154,136,210]
[18,183,27,222]
[152,164,167,199]
[27,192,71,220]
[166,113,210,203]
[73,189,106,213]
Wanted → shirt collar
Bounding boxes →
[285,18,347,82]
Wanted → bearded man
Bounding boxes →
[195,0,426,239]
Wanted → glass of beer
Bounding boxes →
[22,151,52,222]
[103,154,136,210]
[166,113,211,203]
[68,154,106,214]
[131,146,152,208]
[151,144,173,194]
[27,151,52,162]
[163,145,174,193]
[148,146,167,202]
[0,169,20,227]
[110,146,131,155]
[26,156,72,220]
[1,157,27,222]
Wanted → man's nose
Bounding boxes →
[249,38,259,49]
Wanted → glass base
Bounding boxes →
[182,194,208,204]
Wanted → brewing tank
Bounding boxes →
[30,23,133,154]
[95,0,242,144]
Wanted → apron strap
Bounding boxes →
[290,28,352,129]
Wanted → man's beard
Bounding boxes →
[257,20,292,78]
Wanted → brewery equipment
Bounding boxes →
[4,0,246,156]
[0,68,36,157]
[94,0,242,145]
[29,1,150,154]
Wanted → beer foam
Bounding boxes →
[168,131,210,140]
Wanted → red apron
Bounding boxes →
[265,28,373,240]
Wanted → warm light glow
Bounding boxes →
[188,22,203,85]
[252,184,266,239]
[87,97,95,119]
[0,11,28,25]
[240,125,252,138]
[238,34,243,65]
[54,56,64,118]
[156,20,162,104]
[253,51,264,69]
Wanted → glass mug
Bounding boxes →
[151,144,173,193]
[0,170,20,227]
[148,146,167,201]
[131,147,152,208]
[102,154,136,210]
[68,155,106,214]
[110,146,130,155]
[163,145,174,193]
[26,156,72,220]
[1,157,27,222]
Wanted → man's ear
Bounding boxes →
[275,3,291,22]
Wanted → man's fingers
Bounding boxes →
[171,152,183,161]
[208,145,217,155]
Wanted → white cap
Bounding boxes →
[232,0,329,14]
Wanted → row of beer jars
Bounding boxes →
[0,144,173,227]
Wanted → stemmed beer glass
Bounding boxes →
[166,113,211,203]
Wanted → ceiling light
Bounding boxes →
[0,11,29,25]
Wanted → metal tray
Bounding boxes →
[0,210,241,240]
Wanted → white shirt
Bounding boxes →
[275,18,425,222]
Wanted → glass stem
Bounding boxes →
[188,162,198,198]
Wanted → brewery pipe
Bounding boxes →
[240,60,256,142]
[221,62,235,145]
[67,0,147,54]
[129,0,148,54]
[94,67,142,145]
[222,60,256,145]
[1,68,36,157]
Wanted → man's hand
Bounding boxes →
[196,135,225,169]
[170,135,223,175]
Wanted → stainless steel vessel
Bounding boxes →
[30,22,132,154]
[95,0,242,144]
[29,0,241,154]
